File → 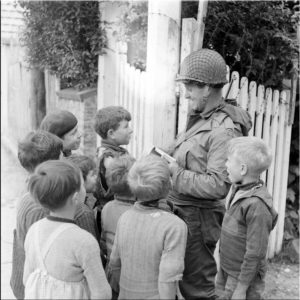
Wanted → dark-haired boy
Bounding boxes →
[10,130,98,300]
[93,106,133,208]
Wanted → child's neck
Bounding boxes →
[239,175,260,185]
[50,206,75,220]
[102,138,121,147]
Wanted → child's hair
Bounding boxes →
[18,130,63,173]
[94,106,131,139]
[67,154,96,181]
[128,154,171,201]
[106,155,136,196]
[227,136,272,175]
[28,160,82,210]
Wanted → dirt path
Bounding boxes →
[264,261,299,299]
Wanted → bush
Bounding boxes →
[19,1,107,90]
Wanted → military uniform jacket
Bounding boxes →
[169,103,251,208]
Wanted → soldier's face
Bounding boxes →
[183,82,210,113]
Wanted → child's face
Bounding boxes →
[110,120,133,146]
[225,153,243,184]
[62,125,81,151]
[85,170,97,193]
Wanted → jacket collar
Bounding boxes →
[100,140,128,154]
[175,102,225,147]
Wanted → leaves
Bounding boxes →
[19,0,107,90]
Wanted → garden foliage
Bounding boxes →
[19,1,107,90]
[119,0,298,90]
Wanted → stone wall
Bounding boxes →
[56,88,97,157]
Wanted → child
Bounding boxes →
[93,106,133,207]
[216,137,278,300]
[23,160,111,299]
[40,109,81,157]
[10,130,98,300]
[100,155,136,263]
[67,154,98,210]
[108,155,187,299]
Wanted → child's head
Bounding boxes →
[106,155,136,198]
[67,154,97,193]
[18,130,63,173]
[128,154,171,201]
[40,110,81,151]
[94,106,132,146]
[226,136,272,183]
[28,160,86,211]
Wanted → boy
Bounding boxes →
[93,106,133,207]
[23,160,111,299]
[109,155,187,299]
[10,130,98,300]
[216,137,278,300]
[67,154,98,210]
[40,109,81,157]
[100,155,136,263]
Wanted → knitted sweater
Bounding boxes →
[109,202,187,299]
[10,192,99,300]
[100,197,134,260]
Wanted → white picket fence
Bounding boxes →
[111,40,292,258]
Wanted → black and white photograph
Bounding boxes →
[1,0,299,299]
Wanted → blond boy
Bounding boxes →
[216,137,278,300]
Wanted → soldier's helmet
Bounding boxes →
[176,49,228,85]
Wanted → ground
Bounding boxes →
[1,141,299,299]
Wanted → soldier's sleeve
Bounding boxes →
[171,127,234,200]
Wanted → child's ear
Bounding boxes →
[241,163,248,176]
[107,128,115,139]
[71,192,79,205]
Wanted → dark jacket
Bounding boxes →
[94,141,128,207]
[220,181,278,286]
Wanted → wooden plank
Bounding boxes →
[227,71,239,100]
[115,42,121,107]
[275,91,291,254]
[139,71,147,157]
[193,0,208,50]
[267,90,282,258]
[255,85,265,139]
[222,65,231,99]
[238,77,248,110]
[177,18,197,135]
[262,88,273,185]
[247,81,257,137]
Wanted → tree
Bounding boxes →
[119,0,299,90]
[19,1,107,90]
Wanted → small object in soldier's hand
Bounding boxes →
[150,147,176,164]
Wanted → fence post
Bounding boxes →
[145,0,181,150]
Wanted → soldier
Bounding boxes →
[167,49,252,300]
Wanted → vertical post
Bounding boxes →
[144,0,181,150]
[97,1,128,147]
[193,0,208,51]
